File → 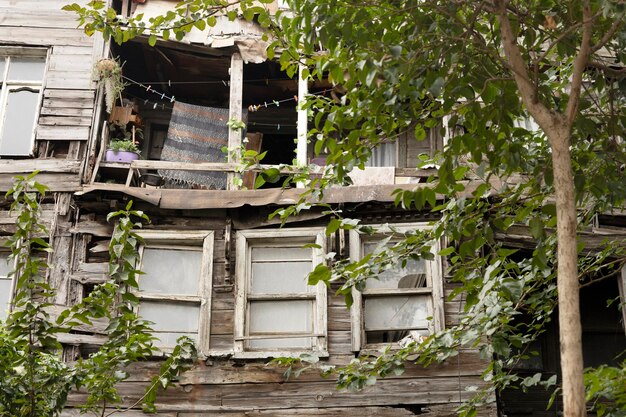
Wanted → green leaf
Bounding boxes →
[308,263,331,286]
[148,34,157,46]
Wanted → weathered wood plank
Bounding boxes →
[48,53,94,72]
[0,159,80,173]
[47,305,109,334]
[44,89,95,100]
[76,261,108,274]
[211,309,234,335]
[67,376,489,410]
[0,27,94,47]
[57,333,107,345]
[37,125,90,140]
[70,220,113,237]
[177,407,424,417]
[40,106,94,117]
[61,410,176,417]
[52,45,94,56]
[0,173,80,192]
[121,349,485,385]
[0,9,84,29]
[39,115,92,127]
[45,72,93,90]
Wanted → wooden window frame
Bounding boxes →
[617,265,626,334]
[350,223,445,352]
[0,246,15,321]
[134,230,214,356]
[0,47,48,157]
[234,228,328,359]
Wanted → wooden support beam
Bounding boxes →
[227,52,244,190]
[296,63,309,180]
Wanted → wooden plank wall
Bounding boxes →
[0,0,101,191]
[61,207,495,417]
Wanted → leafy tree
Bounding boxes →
[0,173,196,416]
[64,1,626,416]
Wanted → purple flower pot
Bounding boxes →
[105,149,140,163]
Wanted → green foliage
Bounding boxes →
[62,0,277,46]
[585,361,626,417]
[64,0,626,415]
[108,139,140,153]
[0,175,196,416]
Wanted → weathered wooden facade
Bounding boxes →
[0,1,624,416]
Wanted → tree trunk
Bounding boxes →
[549,127,586,417]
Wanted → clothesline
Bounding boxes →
[122,74,334,113]
[122,91,297,131]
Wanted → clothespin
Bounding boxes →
[146,85,152,92]
[273,100,280,107]
[153,102,157,109]
[265,78,269,85]
[264,102,267,108]
[168,80,171,87]
[248,105,255,112]
[144,99,148,105]
[222,80,228,87]
[294,95,298,103]
[170,96,175,103]
[277,124,280,131]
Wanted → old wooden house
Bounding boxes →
[0,1,624,416]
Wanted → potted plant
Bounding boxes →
[105,122,142,163]
[106,139,140,163]
[93,58,126,114]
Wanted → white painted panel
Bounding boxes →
[139,301,200,333]
[0,89,39,155]
[249,300,312,333]
[8,56,45,81]
[139,248,202,295]
[0,278,11,320]
[250,261,311,294]
[251,246,310,261]
[152,331,197,348]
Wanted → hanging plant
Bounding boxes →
[93,58,125,113]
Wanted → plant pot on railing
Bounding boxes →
[105,139,140,163]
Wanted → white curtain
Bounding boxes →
[365,141,397,167]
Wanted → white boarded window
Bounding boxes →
[0,49,47,156]
[234,228,327,358]
[135,230,214,354]
[350,224,444,351]
[0,252,14,320]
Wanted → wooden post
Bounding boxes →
[296,64,308,188]
[227,52,244,190]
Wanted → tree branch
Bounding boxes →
[493,0,554,130]
[565,1,593,128]
[590,12,625,54]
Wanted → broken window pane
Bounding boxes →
[140,247,202,295]
[364,295,429,331]
[0,252,12,276]
[363,242,427,289]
